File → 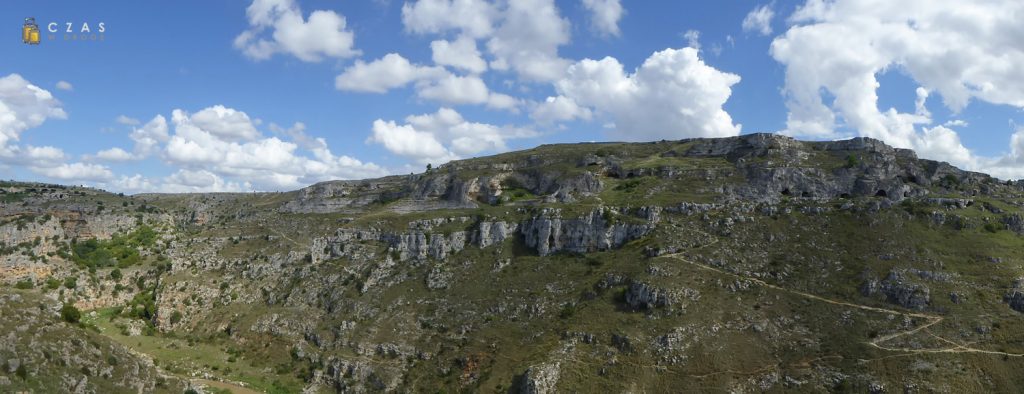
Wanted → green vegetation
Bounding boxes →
[845,154,859,168]
[14,279,34,289]
[61,303,81,324]
[70,225,157,269]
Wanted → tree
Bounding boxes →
[426,163,432,172]
[61,303,81,323]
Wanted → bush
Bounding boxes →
[984,222,1003,233]
[14,279,34,289]
[170,310,182,324]
[845,154,859,168]
[61,303,81,324]
[45,277,60,290]
[109,268,122,281]
[64,277,77,289]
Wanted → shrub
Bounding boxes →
[14,279,34,289]
[64,277,78,289]
[170,310,183,324]
[109,268,122,281]
[984,222,1002,233]
[60,303,81,323]
[845,154,859,168]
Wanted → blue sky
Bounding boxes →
[2,0,1023,192]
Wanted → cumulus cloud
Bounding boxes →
[161,169,250,193]
[486,0,571,82]
[0,74,67,148]
[335,53,447,93]
[129,115,170,158]
[770,0,1024,177]
[337,53,519,111]
[369,120,456,165]
[401,0,497,38]
[548,47,741,140]
[55,81,73,91]
[161,105,387,190]
[92,147,135,162]
[235,0,360,62]
[402,0,571,82]
[0,74,114,183]
[430,35,488,74]
[189,105,261,141]
[417,74,490,105]
[369,107,535,165]
[581,0,624,37]
[531,96,592,124]
[33,162,113,182]
[742,4,775,36]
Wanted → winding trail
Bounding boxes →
[662,235,1024,359]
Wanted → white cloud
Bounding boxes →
[93,147,135,162]
[401,0,572,82]
[581,0,624,37]
[769,0,1024,176]
[129,115,170,158]
[337,53,520,111]
[335,53,446,93]
[742,4,775,36]
[161,169,250,193]
[189,105,260,141]
[55,81,73,91]
[0,74,67,148]
[33,162,113,182]
[0,74,113,184]
[235,0,359,62]
[430,35,487,74]
[531,96,592,124]
[115,115,140,126]
[107,174,155,193]
[772,0,1024,144]
[682,30,701,50]
[369,119,456,165]
[162,105,387,190]
[486,93,521,112]
[417,74,490,105]
[369,107,535,164]
[550,47,741,140]
[486,0,571,82]
[401,0,497,38]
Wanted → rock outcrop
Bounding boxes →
[520,362,560,394]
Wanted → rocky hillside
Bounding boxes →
[2,133,1024,393]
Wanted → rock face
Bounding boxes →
[521,208,658,256]
[520,362,560,394]
[0,291,184,393]
[1002,214,1024,234]
[862,270,931,310]
[315,207,659,261]
[1006,278,1024,313]
[625,282,675,310]
[660,134,988,203]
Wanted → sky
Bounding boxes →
[1,0,1023,193]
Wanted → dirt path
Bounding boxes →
[663,240,1024,358]
[193,378,263,394]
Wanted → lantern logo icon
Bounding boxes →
[23,17,40,45]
